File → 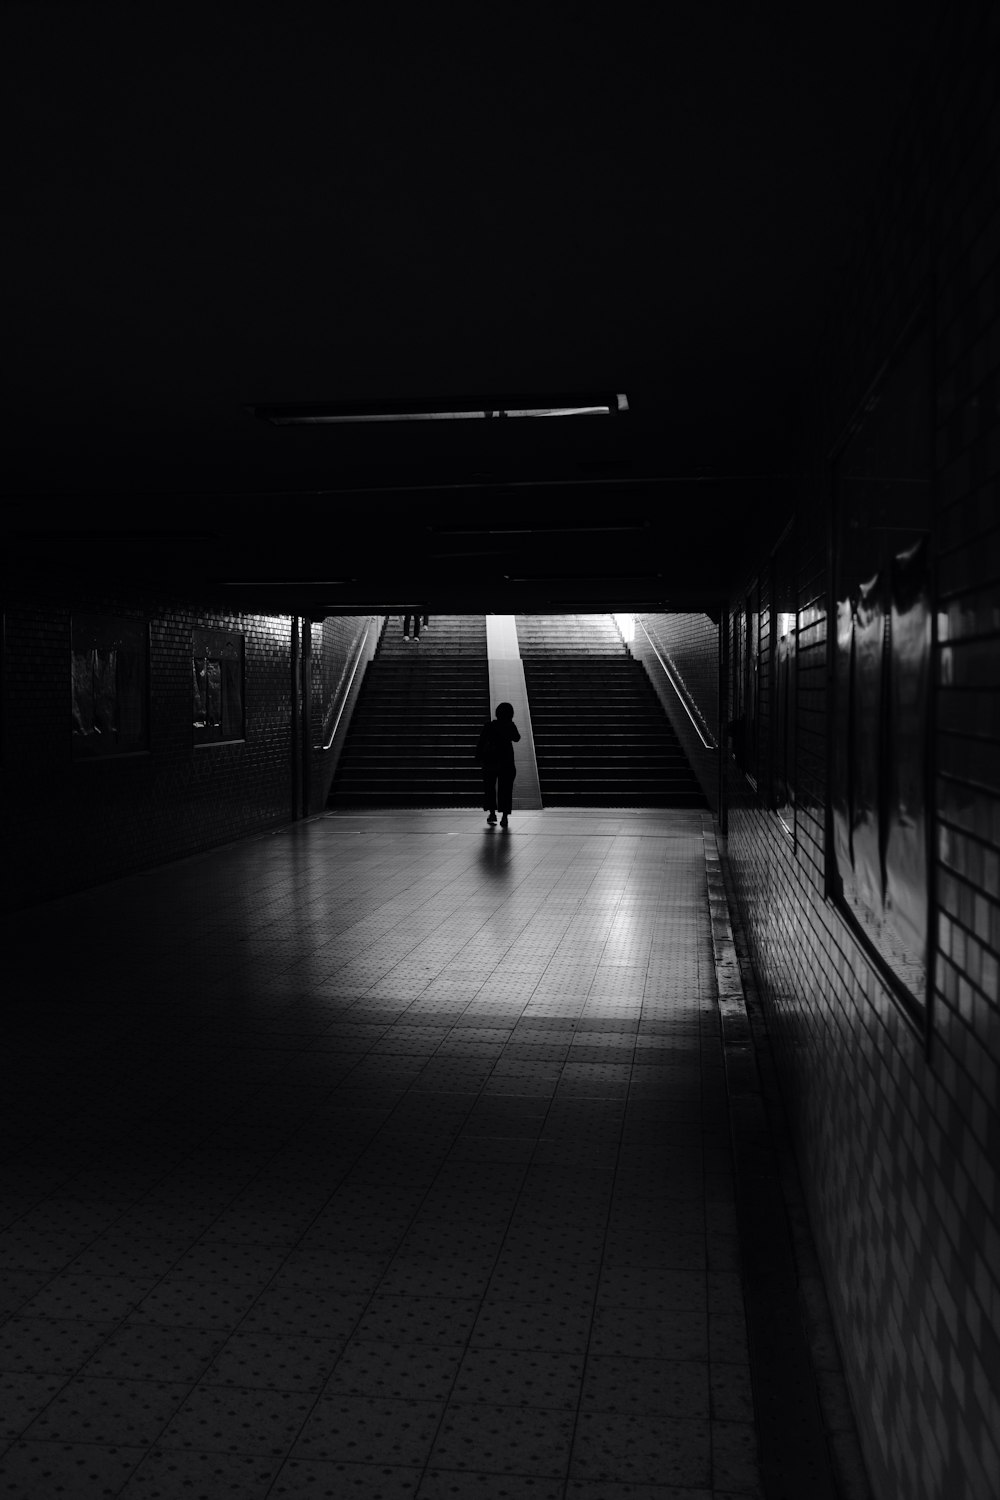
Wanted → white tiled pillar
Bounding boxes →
[485,615,542,810]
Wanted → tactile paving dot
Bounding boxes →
[236,1290,370,1340]
[569,1410,711,1487]
[487,1259,600,1305]
[580,1355,709,1419]
[470,1299,593,1355]
[710,1417,763,1490]
[0,1438,147,1497]
[22,1371,193,1446]
[427,1402,574,1476]
[500,1224,606,1262]
[291,1394,445,1465]
[0,1317,119,1375]
[709,1311,751,1364]
[462,1111,547,1139]
[22,1275,158,1323]
[117,1447,282,1497]
[352,1296,480,1348]
[394,1226,508,1263]
[270,1458,423,1497]
[417,1470,564,1499]
[376,1256,497,1300]
[595,1266,707,1314]
[451,1349,584,1410]
[201,1333,346,1392]
[0,1229,89,1276]
[710,1361,755,1421]
[168,1243,290,1282]
[601,1229,706,1271]
[268,1251,391,1297]
[158,1385,317,1456]
[82,1324,226,1383]
[590,1306,707,1362]
[64,1235,187,1278]
[0,1270,51,1319]
[131,1278,262,1331]
[0,1370,67,1440]
[325,1340,462,1401]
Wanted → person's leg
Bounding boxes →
[498,770,514,825]
[412,614,420,640]
[402,613,412,638]
[483,767,497,822]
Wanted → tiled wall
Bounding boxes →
[1,594,295,909]
[716,8,1000,1498]
[632,612,719,813]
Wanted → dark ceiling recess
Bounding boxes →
[2,2,944,617]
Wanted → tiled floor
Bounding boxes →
[1,808,762,1498]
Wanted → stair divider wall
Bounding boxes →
[485,615,543,810]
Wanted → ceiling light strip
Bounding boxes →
[253,394,628,425]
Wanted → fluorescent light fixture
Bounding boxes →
[429,522,650,535]
[270,411,488,425]
[503,572,662,583]
[252,394,629,426]
[502,405,608,418]
[221,580,357,586]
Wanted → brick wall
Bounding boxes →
[1,593,296,910]
[721,7,1000,1498]
[632,612,719,813]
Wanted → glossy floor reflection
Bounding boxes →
[0,809,761,1498]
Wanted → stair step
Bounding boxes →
[330,614,706,811]
[330,616,490,808]
[514,614,706,809]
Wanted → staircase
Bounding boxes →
[329,616,489,805]
[516,614,707,807]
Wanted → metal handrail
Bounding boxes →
[318,619,374,753]
[635,617,717,751]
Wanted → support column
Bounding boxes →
[485,615,543,810]
[301,616,312,817]
[719,606,729,836]
[290,615,302,819]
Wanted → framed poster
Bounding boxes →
[827,297,934,1030]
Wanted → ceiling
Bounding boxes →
[3,0,943,617]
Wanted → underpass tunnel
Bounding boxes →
[1,582,996,1500]
[2,4,999,1496]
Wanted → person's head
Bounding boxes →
[495,701,514,722]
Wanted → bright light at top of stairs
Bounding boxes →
[614,613,635,642]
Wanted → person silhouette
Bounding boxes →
[475,701,520,827]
